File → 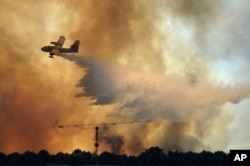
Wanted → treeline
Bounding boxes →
[0,147,229,166]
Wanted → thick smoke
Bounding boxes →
[0,0,94,154]
[60,54,250,121]
[97,125,125,154]
[59,53,250,153]
[1,0,250,155]
[67,0,168,74]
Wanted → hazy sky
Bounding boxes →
[1,0,250,155]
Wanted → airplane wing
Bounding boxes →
[51,36,65,48]
[56,36,65,47]
[50,36,66,55]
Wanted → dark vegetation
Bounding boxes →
[0,147,229,166]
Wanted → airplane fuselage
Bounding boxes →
[41,46,77,54]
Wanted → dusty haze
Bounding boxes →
[1,0,250,155]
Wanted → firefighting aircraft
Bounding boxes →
[41,36,80,58]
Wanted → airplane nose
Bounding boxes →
[41,47,45,51]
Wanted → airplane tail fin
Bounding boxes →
[70,40,80,52]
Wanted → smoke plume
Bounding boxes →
[60,54,250,121]
[97,125,125,154]
[1,0,250,155]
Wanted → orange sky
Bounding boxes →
[1,0,250,155]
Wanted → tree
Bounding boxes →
[138,147,167,166]
[37,149,50,166]
[22,151,38,166]
[0,147,230,165]
[0,152,6,166]
[71,149,95,165]
[6,152,23,166]
[53,152,71,165]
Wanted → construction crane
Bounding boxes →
[52,119,145,165]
